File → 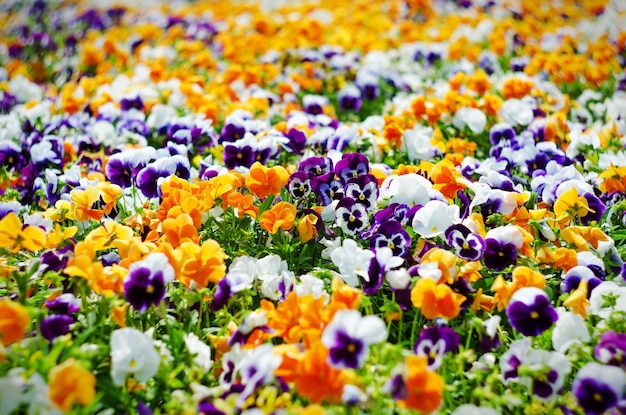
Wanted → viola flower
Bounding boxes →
[283,128,307,155]
[410,277,466,320]
[235,344,282,407]
[482,226,523,271]
[337,84,362,112]
[302,94,330,115]
[414,326,460,370]
[334,197,370,236]
[500,338,531,383]
[445,223,486,261]
[345,174,379,210]
[0,299,30,346]
[229,310,271,346]
[551,309,590,353]
[40,314,74,342]
[210,269,254,312]
[365,247,404,295]
[45,293,80,315]
[222,142,255,170]
[287,171,316,202]
[522,349,571,402]
[370,221,411,257]
[48,358,96,412]
[245,162,289,199]
[0,139,26,170]
[594,331,626,369]
[334,153,369,183]
[259,202,297,234]
[321,309,387,369]
[298,156,333,177]
[110,327,161,386]
[0,212,46,253]
[572,362,626,415]
[506,287,558,337]
[315,172,345,205]
[330,238,375,287]
[385,355,444,413]
[411,200,460,239]
[124,253,175,312]
[560,265,603,295]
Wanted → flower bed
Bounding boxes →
[1,0,626,414]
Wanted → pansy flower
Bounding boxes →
[414,326,460,370]
[384,355,444,413]
[337,84,362,112]
[298,156,333,177]
[594,331,626,369]
[315,172,345,206]
[124,253,175,312]
[572,362,626,415]
[287,171,316,202]
[344,174,379,212]
[506,287,558,337]
[445,223,486,261]
[334,153,369,183]
[110,327,160,386]
[365,247,404,295]
[330,238,375,287]
[335,197,370,237]
[500,338,531,383]
[412,200,460,239]
[482,225,523,271]
[522,349,571,402]
[369,221,411,257]
[223,142,255,170]
[321,309,387,369]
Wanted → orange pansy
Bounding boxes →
[0,299,30,346]
[245,162,289,199]
[49,359,96,412]
[410,277,465,320]
[259,202,296,234]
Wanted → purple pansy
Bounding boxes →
[482,237,517,271]
[287,171,316,202]
[124,253,174,312]
[335,197,370,236]
[560,265,603,296]
[298,156,333,177]
[500,338,531,383]
[594,331,626,369]
[365,247,404,295]
[40,314,74,341]
[572,362,626,415]
[223,142,255,170]
[315,172,345,205]
[489,123,516,145]
[335,153,369,183]
[414,326,460,370]
[337,84,362,112]
[506,287,558,336]
[445,223,486,261]
[45,293,80,315]
[321,309,387,369]
[344,174,379,212]
[369,221,411,257]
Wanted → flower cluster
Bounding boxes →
[1,0,626,414]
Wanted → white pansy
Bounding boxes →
[551,309,590,353]
[330,238,375,287]
[412,199,460,238]
[184,333,213,373]
[498,98,534,126]
[110,328,161,386]
[453,107,487,134]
